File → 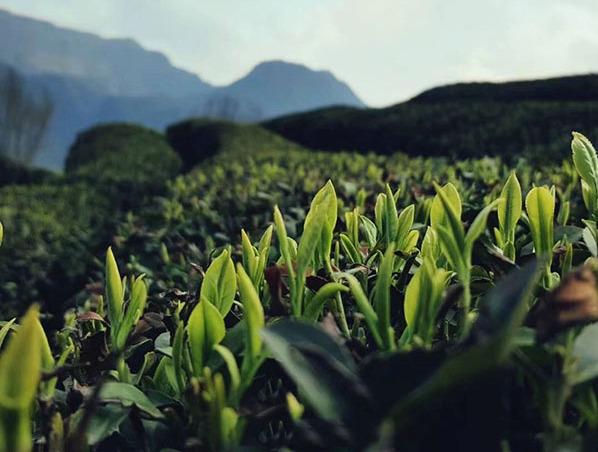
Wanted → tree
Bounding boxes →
[0,67,53,165]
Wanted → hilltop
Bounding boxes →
[264,74,598,160]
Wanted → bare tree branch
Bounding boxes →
[0,67,53,165]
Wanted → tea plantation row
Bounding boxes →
[2,123,598,450]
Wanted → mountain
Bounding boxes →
[0,8,365,169]
[0,8,211,97]
[264,74,598,161]
[218,61,364,118]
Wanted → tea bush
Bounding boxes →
[113,146,578,302]
[0,183,110,318]
[0,124,183,317]
[65,123,182,193]
[4,132,598,450]
[0,155,56,187]
[264,100,598,162]
[166,119,305,171]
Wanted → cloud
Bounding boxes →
[0,0,597,106]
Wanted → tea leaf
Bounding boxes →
[383,184,399,246]
[360,215,378,249]
[339,233,362,264]
[172,323,186,394]
[0,305,42,409]
[572,132,598,216]
[241,230,258,279]
[297,180,337,275]
[391,260,541,424]
[286,393,305,421]
[375,193,385,234]
[374,244,396,350]
[432,182,464,250]
[105,247,124,327]
[274,205,293,271]
[345,208,360,246]
[116,276,148,349]
[188,300,226,377]
[465,199,499,251]
[220,407,240,447]
[436,224,465,275]
[214,345,241,401]
[237,264,264,368]
[256,225,274,285]
[498,172,522,240]
[421,227,440,261]
[0,319,15,350]
[396,204,415,250]
[525,186,555,257]
[99,382,163,418]
[261,321,363,423]
[304,282,350,321]
[430,182,462,231]
[404,258,450,345]
[200,249,236,317]
[73,405,129,446]
[343,273,383,348]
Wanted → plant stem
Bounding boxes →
[325,260,350,337]
[116,355,130,383]
[545,330,576,447]
[333,292,351,337]
[459,273,472,340]
[292,279,303,317]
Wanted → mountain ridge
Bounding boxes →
[0,8,364,168]
[409,73,598,104]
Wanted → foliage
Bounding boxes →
[65,123,182,192]
[5,130,598,450]
[0,182,110,318]
[264,100,598,162]
[0,155,56,187]
[409,74,598,103]
[166,118,305,171]
[0,124,182,317]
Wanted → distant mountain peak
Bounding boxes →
[251,59,330,73]
[241,59,347,84]
[0,9,366,168]
[223,59,365,117]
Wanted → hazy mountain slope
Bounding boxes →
[0,8,211,97]
[0,8,365,169]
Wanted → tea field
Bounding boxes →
[1,122,598,450]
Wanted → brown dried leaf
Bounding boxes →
[265,265,289,316]
[77,311,106,323]
[535,265,598,340]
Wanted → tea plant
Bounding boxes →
[4,132,598,450]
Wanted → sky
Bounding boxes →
[0,0,597,106]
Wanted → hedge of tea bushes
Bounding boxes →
[0,123,183,317]
[112,145,580,303]
[3,132,598,450]
[0,183,111,319]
